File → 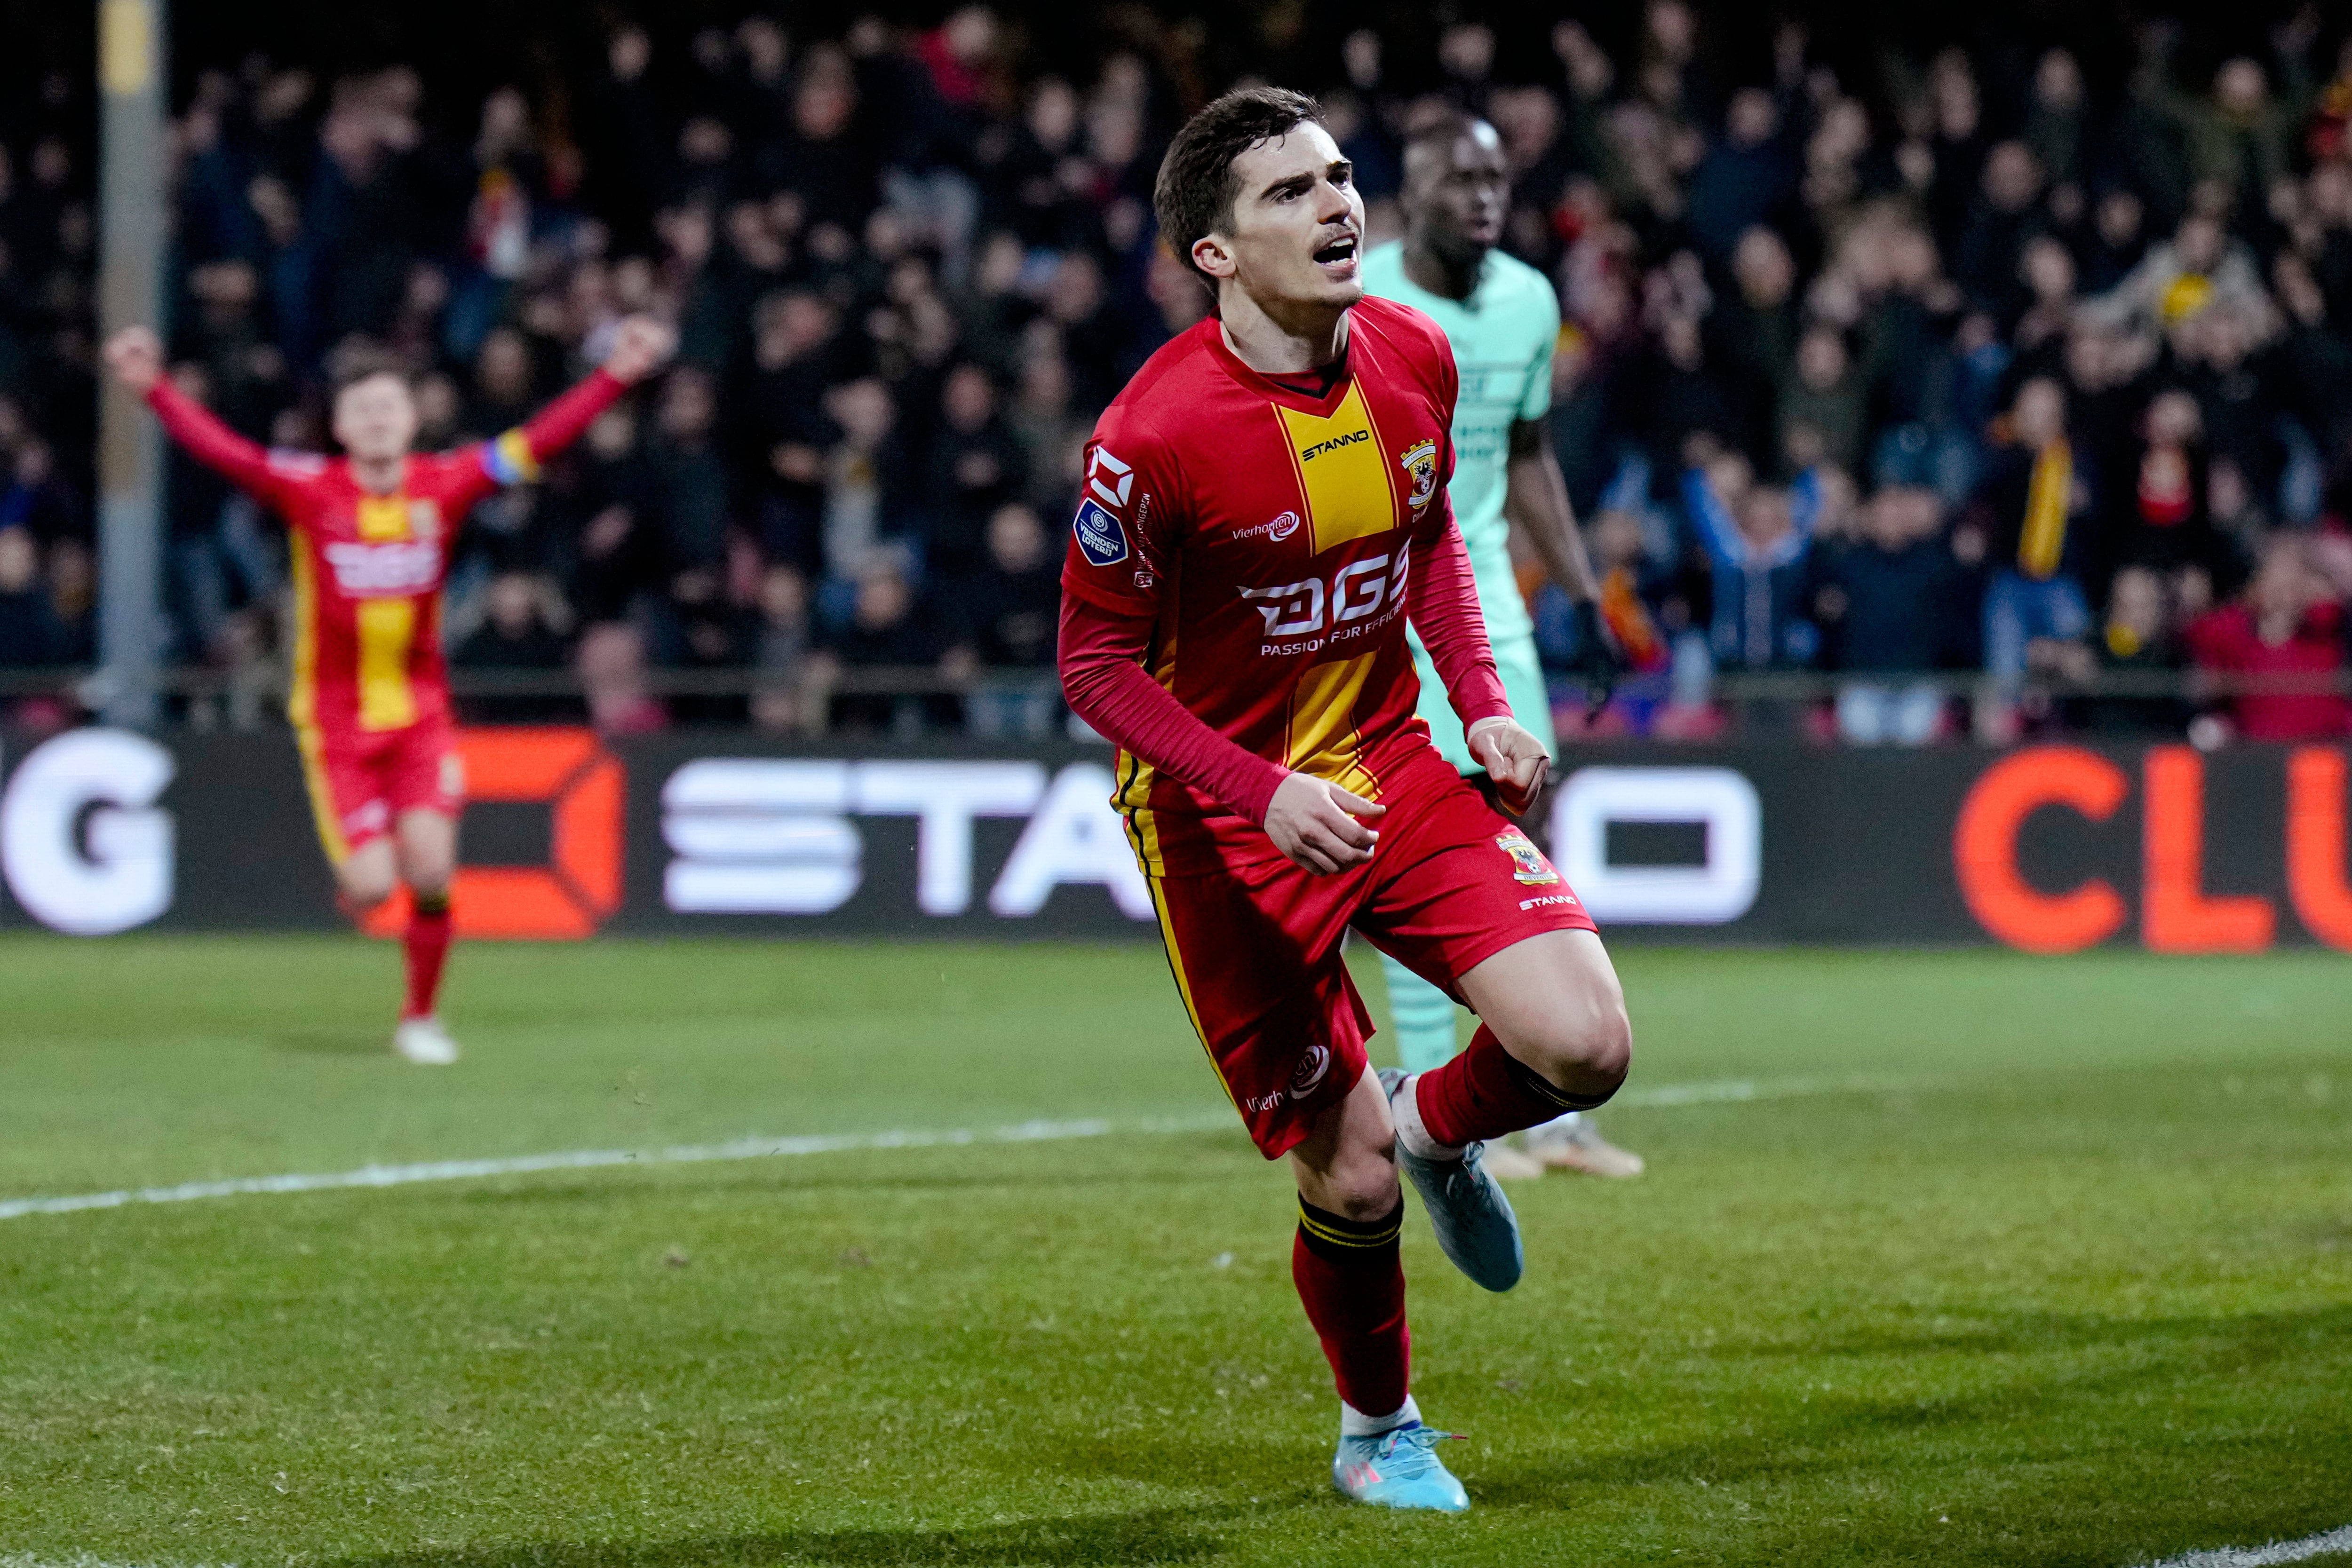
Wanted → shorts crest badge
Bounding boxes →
[1494,828,1560,886]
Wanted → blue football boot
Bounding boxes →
[1332,1422,1471,1512]
[1381,1068,1525,1292]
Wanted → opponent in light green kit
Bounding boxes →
[1362,114,1642,1179]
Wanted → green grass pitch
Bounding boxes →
[0,934,2347,1567]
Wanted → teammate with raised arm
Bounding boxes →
[1361,114,1644,1180]
[103,316,675,1064]
[1057,88,1632,1512]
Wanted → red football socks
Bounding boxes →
[402,893,453,1022]
[1292,1196,1410,1418]
[1412,1024,1604,1148]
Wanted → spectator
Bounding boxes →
[2081,211,2270,342]
[749,563,812,733]
[820,376,915,581]
[951,502,1059,671]
[0,526,69,668]
[924,363,1027,579]
[2185,536,2352,742]
[2114,389,2220,576]
[1777,325,1867,479]
[2062,563,2193,734]
[1682,444,1823,675]
[1969,377,2097,730]
[815,558,959,734]
[1811,484,1968,744]
[1685,88,1796,265]
[454,571,579,724]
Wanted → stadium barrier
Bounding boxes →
[2,726,2349,952]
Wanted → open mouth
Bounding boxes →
[1313,235,1359,267]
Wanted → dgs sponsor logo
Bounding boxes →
[323,539,442,596]
[1239,552,1409,644]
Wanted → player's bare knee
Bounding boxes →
[338,864,397,910]
[1324,1164,1402,1223]
[1503,987,1631,1093]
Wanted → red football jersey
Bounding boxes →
[1061,297,1502,874]
[148,372,621,737]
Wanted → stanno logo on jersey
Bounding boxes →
[1073,499,1129,566]
[1232,510,1302,545]
[1086,447,1134,509]
[1299,428,1370,462]
[323,539,442,596]
[1495,828,1561,886]
[1401,440,1439,513]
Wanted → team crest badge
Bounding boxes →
[1400,440,1439,513]
[408,500,442,540]
[1494,828,1560,886]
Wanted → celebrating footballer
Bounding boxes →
[103,314,676,1065]
[1057,87,1634,1512]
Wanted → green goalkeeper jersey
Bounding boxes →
[1359,241,1560,648]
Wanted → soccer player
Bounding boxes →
[1360,115,1645,1181]
[102,316,675,1064]
[1058,88,1632,1512]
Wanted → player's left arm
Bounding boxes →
[465,316,676,503]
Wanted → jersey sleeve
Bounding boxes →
[145,378,318,517]
[1058,412,1183,616]
[1518,279,1563,423]
[1057,594,1289,826]
[447,367,628,513]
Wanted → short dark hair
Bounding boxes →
[329,345,409,400]
[1399,109,1486,179]
[1154,86,1324,283]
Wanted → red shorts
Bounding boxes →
[1145,746,1597,1158]
[296,716,465,864]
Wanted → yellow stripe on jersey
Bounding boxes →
[287,544,318,729]
[293,721,350,865]
[286,543,346,863]
[1284,650,1382,801]
[1275,383,1398,554]
[1113,622,1180,876]
[356,495,410,541]
[1147,874,1238,1110]
[355,596,420,731]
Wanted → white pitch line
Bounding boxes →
[0,1073,1906,1226]
[5,1524,2349,1568]
[2137,1524,2352,1568]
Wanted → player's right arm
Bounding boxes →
[1056,425,1384,875]
[106,326,304,511]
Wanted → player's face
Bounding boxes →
[1205,120,1365,314]
[332,374,421,463]
[1405,124,1509,258]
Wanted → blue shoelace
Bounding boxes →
[1375,1423,1467,1473]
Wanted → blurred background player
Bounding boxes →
[1060,87,1633,1512]
[102,316,676,1064]
[1361,115,1642,1180]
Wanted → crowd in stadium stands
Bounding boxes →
[3,4,2352,741]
